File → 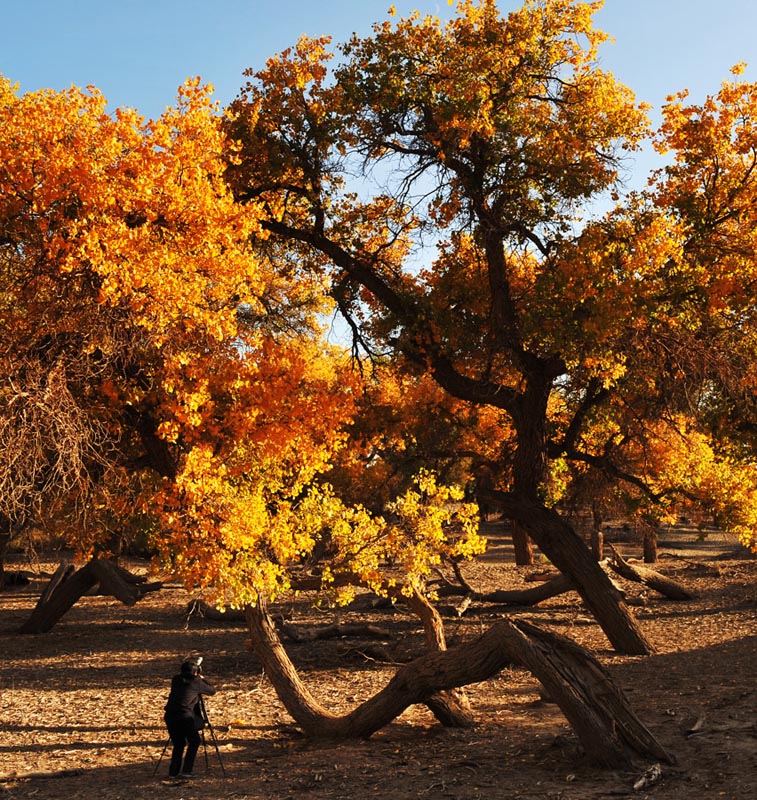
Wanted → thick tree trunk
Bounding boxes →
[642,526,658,564]
[18,561,99,634]
[245,603,672,768]
[481,491,653,655]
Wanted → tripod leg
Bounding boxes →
[205,723,227,777]
[152,737,171,777]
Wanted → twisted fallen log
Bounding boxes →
[431,547,694,612]
[18,558,162,634]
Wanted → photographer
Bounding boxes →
[163,655,216,779]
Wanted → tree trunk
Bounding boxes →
[511,520,535,566]
[481,491,653,655]
[245,603,672,768]
[642,526,658,564]
[406,588,474,727]
[591,501,604,561]
[18,561,99,634]
[18,558,162,634]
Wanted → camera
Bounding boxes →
[181,655,203,676]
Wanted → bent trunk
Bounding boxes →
[18,558,162,634]
[406,588,474,727]
[481,491,653,655]
[245,603,672,768]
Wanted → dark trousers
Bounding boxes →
[164,713,201,776]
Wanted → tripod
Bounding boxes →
[199,695,227,776]
[152,697,226,778]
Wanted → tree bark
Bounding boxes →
[406,588,475,727]
[642,526,658,564]
[245,603,673,768]
[18,561,99,634]
[511,520,535,566]
[480,490,653,655]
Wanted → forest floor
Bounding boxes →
[0,521,756,800]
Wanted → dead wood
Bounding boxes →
[475,574,574,605]
[434,570,574,608]
[607,545,696,600]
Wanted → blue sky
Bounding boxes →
[2,0,757,181]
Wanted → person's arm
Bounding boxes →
[197,676,216,696]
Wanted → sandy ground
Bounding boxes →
[1,523,756,799]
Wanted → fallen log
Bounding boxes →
[433,569,575,608]
[474,574,574,605]
[607,545,695,600]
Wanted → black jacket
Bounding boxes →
[164,674,216,719]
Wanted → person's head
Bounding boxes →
[180,655,203,678]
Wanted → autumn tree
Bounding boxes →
[0,75,358,607]
[0,65,676,767]
[327,362,514,518]
[227,0,757,660]
[225,0,656,654]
